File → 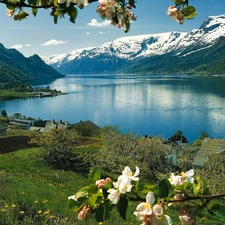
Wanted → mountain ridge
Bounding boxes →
[0,43,65,87]
[43,14,225,75]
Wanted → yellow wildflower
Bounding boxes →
[44,210,50,215]
[38,210,42,214]
[20,211,25,214]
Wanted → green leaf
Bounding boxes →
[174,0,188,5]
[102,182,113,199]
[88,192,103,207]
[89,166,101,184]
[128,0,136,8]
[123,15,130,33]
[117,196,128,220]
[67,5,78,23]
[28,0,36,5]
[182,6,197,19]
[192,176,211,196]
[68,199,84,212]
[104,202,114,220]
[32,8,38,17]
[81,184,98,195]
[54,10,59,24]
[74,191,87,201]
[208,204,225,222]
[112,8,119,24]
[6,4,15,10]
[18,11,29,21]
[157,179,174,199]
[95,204,105,223]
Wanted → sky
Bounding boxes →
[0,0,225,58]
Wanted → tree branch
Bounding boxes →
[0,0,99,9]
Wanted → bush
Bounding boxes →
[31,129,84,171]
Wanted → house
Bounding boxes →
[168,135,189,146]
[0,122,7,136]
[30,119,72,133]
[72,120,101,136]
[192,138,225,170]
[163,140,183,166]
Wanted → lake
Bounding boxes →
[1,74,225,143]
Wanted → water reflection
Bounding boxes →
[1,75,225,143]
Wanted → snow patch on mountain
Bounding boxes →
[42,14,225,67]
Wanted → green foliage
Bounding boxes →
[199,131,209,140]
[89,166,101,183]
[192,139,203,146]
[73,123,93,137]
[95,131,175,181]
[198,154,225,194]
[1,110,7,117]
[30,128,91,171]
[157,179,174,199]
[182,6,197,19]
[100,125,121,134]
[208,204,225,222]
[0,44,64,86]
[174,130,183,136]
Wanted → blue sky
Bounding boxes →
[0,0,224,57]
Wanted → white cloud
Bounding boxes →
[25,44,31,47]
[41,39,68,46]
[99,31,106,34]
[87,19,111,27]
[86,32,90,35]
[11,44,23,49]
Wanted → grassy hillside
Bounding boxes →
[0,134,223,225]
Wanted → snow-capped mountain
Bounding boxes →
[43,15,225,75]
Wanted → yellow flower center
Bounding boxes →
[144,203,150,209]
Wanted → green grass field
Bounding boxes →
[0,91,36,100]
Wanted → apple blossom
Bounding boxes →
[107,188,121,204]
[169,169,194,186]
[121,166,140,182]
[6,9,14,17]
[134,192,172,225]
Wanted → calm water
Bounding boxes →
[1,74,225,143]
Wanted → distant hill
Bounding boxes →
[0,44,65,86]
[43,15,225,75]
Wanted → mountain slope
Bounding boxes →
[0,44,65,85]
[44,14,225,75]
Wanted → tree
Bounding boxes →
[199,130,209,140]
[95,131,175,181]
[30,128,81,170]
[1,110,7,117]
[0,0,197,33]
[174,130,183,137]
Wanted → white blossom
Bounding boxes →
[107,189,120,204]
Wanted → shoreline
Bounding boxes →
[0,91,68,101]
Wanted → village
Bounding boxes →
[1,112,225,171]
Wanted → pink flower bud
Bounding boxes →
[78,210,88,221]
[105,177,111,183]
